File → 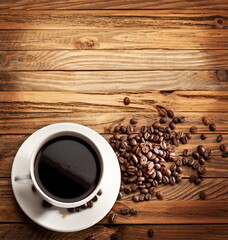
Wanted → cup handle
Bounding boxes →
[14,173,33,184]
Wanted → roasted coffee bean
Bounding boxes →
[202,116,210,125]
[188,158,194,166]
[141,126,148,133]
[117,192,122,200]
[172,171,178,178]
[201,133,207,140]
[189,175,197,183]
[190,126,197,133]
[199,191,207,200]
[192,151,200,159]
[170,164,177,172]
[176,176,182,183]
[142,145,150,153]
[152,180,158,187]
[147,229,154,238]
[132,195,139,203]
[81,204,88,209]
[165,169,172,177]
[152,122,160,129]
[109,212,117,223]
[97,189,103,196]
[120,141,128,149]
[172,117,179,124]
[127,125,134,134]
[216,134,223,143]
[204,149,212,160]
[199,157,205,165]
[130,208,138,215]
[120,126,127,134]
[209,123,216,131]
[178,116,185,123]
[156,191,164,200]
[186,133,192,139]
[160,117,167,124]
[220,144,226,152]
[166,127,171,133]
[87,201,93,208]
[167,110,174,118]
[140,188,149,194]
[157,106,167,117]
[176,166,183,174]
[130,118,138,124]
[175,159,182,166]
[110,233,121,240]
[162,176,169,185]
[128,175,137,182]
[130,138,137,146]
[139,194,145,201]
[120,208,129,215]
[180,136,187,144]
[42,200,52,208]
[67,207,75,213]
[197,145,205,156]
[156,171,162,180]
[92,195,98,202]
[194,177,202,185]
[222,151,228,158]
[130,184,138,192]
[145,193,152,201]
[182,157,187,166]
[123,97,130,105]
[148,187,155,195]
[114,125,120,132]
[124,187,131,194]
[169,122,176,130]
[169,176,176,185]
[192,161,199,170]
[85,236,95,240]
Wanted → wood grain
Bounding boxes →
[1,50,227,71]
[1,29,228,50]
[0,198,227,223]
[0,91,228,113]
[0,224,227,240]
[0,10,227,30]
[1,71,228,91]
[2,178,228,200]
[0,134,227,177]
[0,0,228,10]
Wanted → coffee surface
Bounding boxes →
[34,136,100,202]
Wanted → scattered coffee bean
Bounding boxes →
[186,133,192,139]
[110,233,121,240]
[120,208,129,215]
[130,208,138,215]
[176,176,182,183]
[85,236,95,240]
[156,191,164,200]
[114,125,120,132]
[199,191,207,200]
[220,144,226,152]
[145,193,152,201]
[192,161,199,170]
[109,212,117,223]
[183,149,189,156]
[189,175,197,183]
[130,118,138,124]
[97,189,103,196]
[209,123,216,131]
[169,176,176,185]
[176,166,183,174]
[201,133,207,140]
[216,134,223,143]
[67,208,75,213]
[180,136,187,144]
[167,110,174,118]
[157,106,167,117]
[172,117,179,124]
[222,151,228,158]
[194,177,202,185]
[198,165,207,175]
[124,187,131,194]
[160,117,167,124]
[132,195,139,203]
[123,97,130,105]
[187,158,194,167]
[182,157,187,166]
[169,122,176,130]
[199,157,205,165]
[147,229,154,238]
[120,126,127,134]
[202,116,210,125]
[42,200,52,208]
[190,126,197,133]
[197,145,205,156]
[192,151,200,159]
[87,201,93,208]
[139,194,145,201]
[178,116,185,123]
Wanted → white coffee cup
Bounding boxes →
[14,123,106,209]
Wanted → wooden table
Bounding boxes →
[0,1,228,239]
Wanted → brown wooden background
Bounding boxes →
[0,0,228,239]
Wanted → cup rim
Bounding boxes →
[29,124,104,208]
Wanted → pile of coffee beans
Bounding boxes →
[109,104,226,202]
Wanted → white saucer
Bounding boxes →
[11,123,121,232]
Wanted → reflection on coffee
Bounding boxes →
[34,136,101,203]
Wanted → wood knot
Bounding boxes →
[214,17,226,28]
[75,38,99,49]
[216,70,228,82]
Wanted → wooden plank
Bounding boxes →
[0,10,227,30]
[0,50,227,71]
[0,134,227,177]
[2,178,228,200]
[0,29,228,50]
[0,198,227,223]
[1,71,228,91]
[0,91,228,112]
[0,224,227,240]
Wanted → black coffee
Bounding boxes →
[34,136,101,203]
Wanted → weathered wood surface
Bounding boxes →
[1,0,227,10]
[0,224,227,240]
[0,71,228,91]
[0,29,228,50]
[0,50,228,70]
[0,10,227,30]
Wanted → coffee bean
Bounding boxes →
[172,117,179,124]
[192,151,200,159]
[189,175,197,183]
[97,189,103,196]
[178,116,185,123]
[87,201,93,208]
[175,159,182,166]
[183,149,189,156]
[160,117,167,124]
[220,144,226,152]
[152,122,160,129]
[85,236,95,240]
[141,188,149,194]
[109,212,117,223]
[197,145,205,156]
[169,122,176,130]
[139,194,145,201]
[165,169,171,177]
[199,157,205,165]
[130,208,138,215]
[120,208,129,215]
[180,136,187,144]
[156,191,164,200]
[222,151,228,158]
[190,126,197,133]
[202,116,210,125]
[198,165,207,175]
[130,118,138,124]
[124,187,131,194]
[186,133,192,139]
[169,176,176,185]
[81,204,88,209]
[156,171,162,180]
[130,184,138,192]
[123,97,130,105]
[67,208,75,213]
[110,233,121,240]
[199,191,207,200]
[141,126,148,133]
[204,149,212,160]
[176,166,183,174]
[130,138,137,146]
[201,133,207,140]
[42,200,52,208]
[120,126,127,134]
[167,110,174,118]
[194,178,201,185]
[187,158,194,167]
[127,125,134,134]
[132,195,139,203]
[176,176,182,183]
[162,176,169,185]
[209,123,216,131]
[145,193,152,201]
[182,157,187,166]
[192,161,199,170]
[170,164,177,172]
[216,134,223,143]
[147,229,154,238]
[114,125,120,132]
[148,187,155,195]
